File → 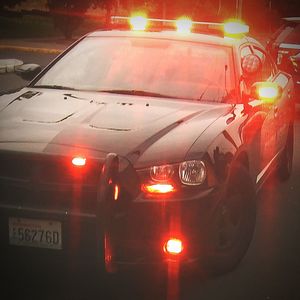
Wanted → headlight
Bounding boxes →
[179,160,206,185]
[150,164,174,181]
[140,160,207,196]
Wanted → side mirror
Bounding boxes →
[250,82,283,104]
[241,54,262,78]
[15,64,42,81]
[290,53,300,73]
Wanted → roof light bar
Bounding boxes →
[111,16,249,37]
[111,16,222,30]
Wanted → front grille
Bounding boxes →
[0,151,101,213]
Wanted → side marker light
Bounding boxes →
[114,185,119,201]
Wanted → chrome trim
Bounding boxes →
[256,152,280,184]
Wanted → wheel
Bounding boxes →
[277,124,294,182]
[204,164,256,275]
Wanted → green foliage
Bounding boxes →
[0,0,25,10]
[47,0,93,39]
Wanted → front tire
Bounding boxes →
[204,164,256,275]
[277,124,294,181]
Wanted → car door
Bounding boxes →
[254,47,293,166]
[248,47,279,174]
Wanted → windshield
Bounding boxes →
[284,24,300,44]
[34,36,236,103]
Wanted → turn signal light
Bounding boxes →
[142,183,175,194]
[164,238,183,255]
[258,86,279,101]
[72,156,86,167]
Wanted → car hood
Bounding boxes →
[0,88,231,166]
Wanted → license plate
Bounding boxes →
[9,217,62,250]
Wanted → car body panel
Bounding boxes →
[0,26,295,272]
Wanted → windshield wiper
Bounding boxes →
[33,85,76,91]
[99,89,178,99]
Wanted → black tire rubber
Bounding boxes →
[277,124,294,182]
[204,163,256,275]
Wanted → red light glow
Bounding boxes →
[164,238,183,255]
[72,156,86,167]
[142,183,175,194]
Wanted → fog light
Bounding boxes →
[164,238,183,255]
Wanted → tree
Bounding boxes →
[0,0,25,11]
[47,0,92,39]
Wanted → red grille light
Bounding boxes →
[72,156,86,167]
[164,238,183,255]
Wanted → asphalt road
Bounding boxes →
[1,50,300,300]
[0,50,58,93]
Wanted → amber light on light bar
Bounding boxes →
[72,156,86,167]
[223,20,249,36]
[176,17,193,33]
[129,15,148,31]
[142,183,175,194]
[164,238,183,255]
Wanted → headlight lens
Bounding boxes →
[150,164,174,182]
[179,160,206,185]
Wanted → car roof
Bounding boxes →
[87,29,253,48]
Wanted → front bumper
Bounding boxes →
[0,187,217,273]
[0,152,219,274]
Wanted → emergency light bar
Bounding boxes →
[111,15,249,37]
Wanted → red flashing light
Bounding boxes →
[142,183,175,194]
[72,156,86,167]
[258,86,279,100]
[164,238,183,255]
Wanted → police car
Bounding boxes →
[267,17,300,104]
[0,15,295,275]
